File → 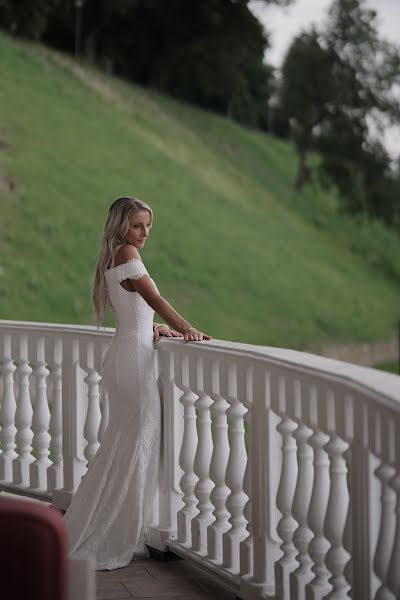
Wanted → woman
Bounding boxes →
[63,196,212,570]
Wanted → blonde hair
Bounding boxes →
[91,196,153,328]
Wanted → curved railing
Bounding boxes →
[0,319,399,599]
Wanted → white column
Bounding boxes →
[305,429,330,600]
[275,414,298,599]
[207,357,230,562]
[52,336,86,510]
[82,341,102,468]
[175,352,199,545]
[191,354,214,554]
[0,333,17,482]
[47,336,63,491]
[374,463,396,600]
[290,422,314,599]
[323,434,351,599]
[387,470,400,598]
[29,336,51,490]
[222,360,248,573]
[13,334,34,486]
[146,346,183,550]
[239,366,253,585]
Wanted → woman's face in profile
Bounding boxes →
[126,209,152,248]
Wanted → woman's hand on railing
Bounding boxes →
[183,327,212,342]
[153,324,183,341]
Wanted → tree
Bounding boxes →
[40,0,292,128]
[278,0,400,226]
[279,29,336,189]
[0,0,59,39]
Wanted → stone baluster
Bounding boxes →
[207,357,230,563]
[344,397,371,599]
[239,365,253,584]
[221,360,248,573]
[290,420,314,600]
[148,346,183,548]
[52,336,86,510]
[275,404,299,599]
[13,334,34,486]
[82,341,102,468]
[175,351,199,545]
[306,428,331,600]
[29,335,51,490]
[374,462,396,599]
[387,416,400,599]
[323,432,351,599]
[190,354,214,555]
[241,365,281,600]
[46,336,63,491]
[0,333,17,482]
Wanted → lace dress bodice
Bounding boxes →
[105,257,158,342]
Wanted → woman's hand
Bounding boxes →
[153,324,183,341]
[183,327,212,342]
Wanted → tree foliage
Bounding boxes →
[279,0,400,227]
[0,0,292,127]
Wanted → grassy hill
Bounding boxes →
[0,30,399,350]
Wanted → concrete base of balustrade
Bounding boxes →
[52,487,73,511]
[0,482,52,503]
[145,543,183,562]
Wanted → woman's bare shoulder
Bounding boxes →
[114,244,142,267]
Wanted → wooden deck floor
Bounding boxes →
[95,556,239,600]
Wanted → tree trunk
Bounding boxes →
[295,145,309,191]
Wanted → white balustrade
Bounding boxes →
[374,462,396,599]
[0,333,17,482]
[46,337,63,491]
[206,356,231,563]
[1,319,400,600]
[174,351,199,545]
[306,428,331,600]
[238,362,253,590]
[82,341,102,467]
[190,354,214,555]
[275,413,298,598]
[13,334,34,486]
[387,469,400,597]
[29,335,51,490]
[221,360,248,573]
[291,420,314,599]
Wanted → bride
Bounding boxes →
[63,196,212,570]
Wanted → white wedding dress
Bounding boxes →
[63,257,161,570]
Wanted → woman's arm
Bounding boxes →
[113,244,210,339]
[134,276,192,334]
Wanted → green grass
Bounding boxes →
[0,31,400,350]
[373,360,400,375]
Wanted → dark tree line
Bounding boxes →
[0,0,291,128]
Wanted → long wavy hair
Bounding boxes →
[91,196,153,328]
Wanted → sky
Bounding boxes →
[248,0,400,159]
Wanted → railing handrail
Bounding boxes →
[1,318,399,409]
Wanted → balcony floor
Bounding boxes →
[96,556,239,600]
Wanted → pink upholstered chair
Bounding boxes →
[0,497,68,599]
[0,495,95,599]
